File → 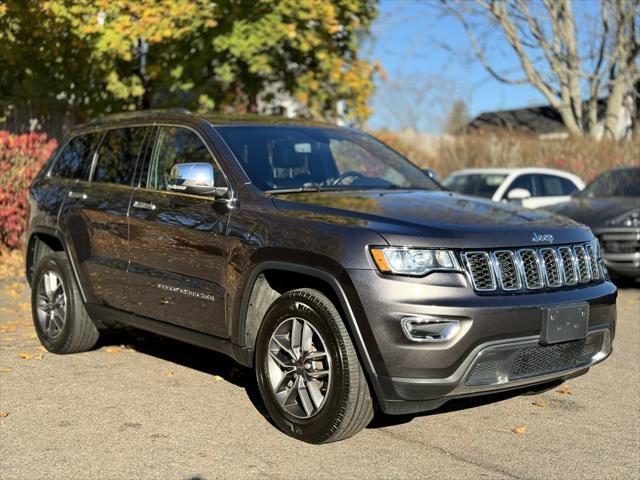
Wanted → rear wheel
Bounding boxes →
[31,253,99,353]
[255,288,373,443]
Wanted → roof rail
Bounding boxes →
[85,108,192,126]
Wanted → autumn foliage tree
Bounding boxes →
[0,0,379,131]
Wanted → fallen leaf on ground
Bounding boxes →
[212,375,223,383]
[18,353,34,360]
[0,411,8,418]
[164,371,175,377]
[104,346,120,354]
[556,383,572,395]
[0,368,12,373]
[532,399,548,408]
[511,425,527,435]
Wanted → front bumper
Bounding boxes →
[596,227,640,278]
[346,269,617,415]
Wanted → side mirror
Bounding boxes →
[167,163,228,197]
[506,188,532,201]
[422,168,437,180]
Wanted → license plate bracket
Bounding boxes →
[540,303,589,345]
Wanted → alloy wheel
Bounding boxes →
[267,317,332,418]
[36,271,67,339]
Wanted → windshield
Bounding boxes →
[580,168,640,197]
[441,173,507,198]
[215,125,439,192]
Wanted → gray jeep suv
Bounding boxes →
[26,110,616,443]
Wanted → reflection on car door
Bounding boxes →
[125,126,232,338]
[59,127,149,308]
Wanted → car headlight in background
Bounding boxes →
[370,247,460,276]
[607,209,640,228]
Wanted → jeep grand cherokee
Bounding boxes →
[26,110,616,443]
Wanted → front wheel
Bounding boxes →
[255,288,373,443]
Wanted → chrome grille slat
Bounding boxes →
[462,242,602,294]
[517,249,543,289]
[462,252,496,291]
[573,245,591,282]
[558,246,578,285]
[492,251,521,290]
[584,243,600,280]
[540,248,562,287]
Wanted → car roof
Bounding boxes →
[447,167,582,179]
[72,109,339,132]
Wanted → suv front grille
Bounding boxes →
[462,242,602,293]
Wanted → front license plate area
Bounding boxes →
[541,303,589,345]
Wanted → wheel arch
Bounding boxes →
[26,228,88,304]
[237,261,377,379]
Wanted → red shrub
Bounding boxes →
[0,131,57,250]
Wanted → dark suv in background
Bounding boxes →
[27,110,616,443]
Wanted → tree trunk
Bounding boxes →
[601,74,627,139]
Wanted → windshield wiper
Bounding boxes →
[265,183,322,194]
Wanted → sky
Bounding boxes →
[365,0,550,132]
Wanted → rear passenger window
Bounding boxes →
[49,133,99,180]
[93,127,147,185]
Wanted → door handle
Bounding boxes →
[133,200,156,211]
[68,191,87,200]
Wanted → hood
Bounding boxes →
[272,189,592,248]
[549,196,640,229]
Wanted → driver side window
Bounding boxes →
[147,127,226,192]
[505,174,535,198]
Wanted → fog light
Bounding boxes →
[401,317,461,343]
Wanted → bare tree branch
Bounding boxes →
[439,0,640,138]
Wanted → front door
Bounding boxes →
[125,126,232,337]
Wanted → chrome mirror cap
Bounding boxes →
[167,163,228,197]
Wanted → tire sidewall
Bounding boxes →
[255,292,349,443]
[31,254,77,353]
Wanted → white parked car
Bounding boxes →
[441,168,585,209]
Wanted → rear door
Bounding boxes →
[59,126,149,308]
[125,125,232,337]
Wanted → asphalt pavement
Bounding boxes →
[1,261,638,480]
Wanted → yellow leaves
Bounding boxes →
[163,370,175,377]
[0,368,12,374]
[212,375,223,383]
[531,399,548,408]
[104,345,134,354]
[511,425,527,435]
[0,411,9,418]
[17,351,45,360]
[556,383,572,395]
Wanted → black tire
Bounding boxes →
[31,252,100,353]
[255,288,373,443]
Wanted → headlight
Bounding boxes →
[608,209,640,228]
[370,247,460,276]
